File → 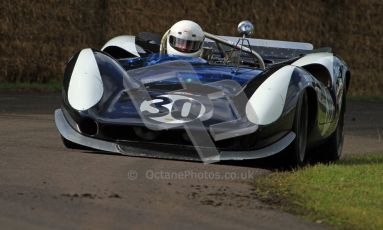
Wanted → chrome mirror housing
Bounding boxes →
[237,20,254,37]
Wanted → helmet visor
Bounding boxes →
[169,35,203,53]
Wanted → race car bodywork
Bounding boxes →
[55,27,350,165]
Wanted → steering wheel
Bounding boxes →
[204,32,265,69]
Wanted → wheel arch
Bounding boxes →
[101,35,141,58]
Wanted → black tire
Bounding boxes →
[315,98,345,163]
[61,135,87,150]
[285,91,309,167]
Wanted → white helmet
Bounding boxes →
[166,20,205,57]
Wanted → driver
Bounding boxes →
[165,20,205,57]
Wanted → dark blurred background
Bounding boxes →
[1,0,382,96]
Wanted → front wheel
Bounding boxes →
[284,91,309,168]
[315,104,345,163]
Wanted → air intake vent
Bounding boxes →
[78,117,98,136]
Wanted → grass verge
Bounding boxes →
[254,153,383,230]
[0,82,61,92]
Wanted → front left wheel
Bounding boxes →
[315,98,345,163]
[284,91,309,168]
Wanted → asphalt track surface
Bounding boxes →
[1,93,382,230]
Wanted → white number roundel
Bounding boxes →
[139,94,206,124]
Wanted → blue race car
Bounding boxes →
[55,21,350,166]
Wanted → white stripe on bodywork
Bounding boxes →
[292,52,334,81]
[246,65,295,125]
[101,35,140,57]
[68,48,103,111]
